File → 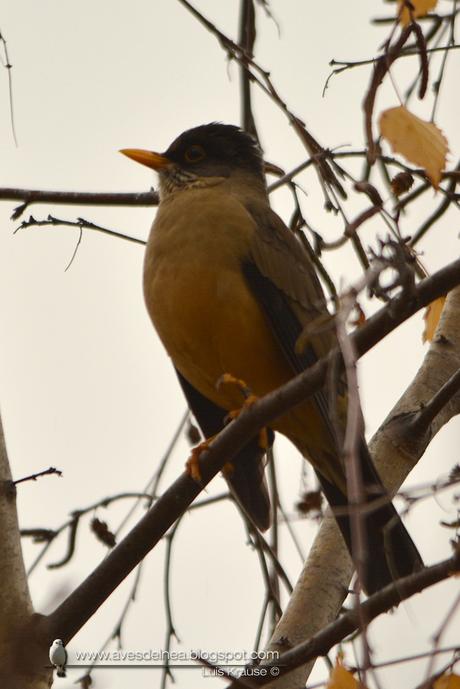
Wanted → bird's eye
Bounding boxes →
[184,144,206,163]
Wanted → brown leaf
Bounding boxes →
[350,303,366,328]
[391,171,414,196]
[423,296,446,342]
[187,420,202,445]
[433,673,460,689]
[440,518,460,529]
[77,675,92,689]
[398,0,438,26]
[449,464,460,481]
[91,517,116,548]
[296,490,323,515]
[327,660,363,689]
[379,106,448,188]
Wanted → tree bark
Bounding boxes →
[0,412,51,689]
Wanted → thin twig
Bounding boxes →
[161,519,182,689]
[15,214,146,246]
[0,188,158,219]
[409,368,460,435]
[239,0,259,141]
[13,466,62,485]
[267,448,281,635]
[363,25,413,163]
[0,28,18,145]
[410,162,460,245]
[424,591,460,682]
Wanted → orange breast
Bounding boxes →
[142,187,339,483]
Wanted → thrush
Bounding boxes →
[121,123,423,594]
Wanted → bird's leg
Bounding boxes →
[186,374,269,484]
[217,373,270,450]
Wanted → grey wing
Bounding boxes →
[242,199,340,438]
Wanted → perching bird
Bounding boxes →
[121,123,423,594]
[49,639,67,678]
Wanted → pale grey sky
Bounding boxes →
[1,2,459,688]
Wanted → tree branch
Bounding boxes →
[13,466,62,485]
[409,367,460,435]
[0,188,158,220]
[15,214,146,246]
[239,0,259,141]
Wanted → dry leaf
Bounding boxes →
[327,660,362,689]
[433,673,460,689]
[398,0,438,26]
[296,490,323,515]
[379,106,448,188]
[187,420,202,445]
[423,296,446,342]
[391,171,414,196]
[350,303,366,328]
[440,518,460,529]
[91,517,116,548]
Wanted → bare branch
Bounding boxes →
[13,466,62,485]
[0,188,158,220]
[15,214,146,246]
[363,25,413,163]
[410,161,460,246]
[409,368,460,435]
[0,28,18,145]
[239,0,259,141]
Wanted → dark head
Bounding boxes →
[121,123,264,197]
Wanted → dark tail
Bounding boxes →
[224,442,271,531]
[318,439,423,595]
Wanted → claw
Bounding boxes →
[186,438,214,482]
[218,373,269,452]
[216,372,252,398]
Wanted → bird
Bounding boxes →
[121,122,423,594]
[49,639,67,678]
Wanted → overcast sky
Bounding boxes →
[1,2,459,688]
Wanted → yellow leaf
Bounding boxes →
[434,673,460,689]
[379,106,448,188]
[327,660,362,689]
[398,0,438,26]
[423,296,446,342]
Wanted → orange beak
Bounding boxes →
[119,149,171,171]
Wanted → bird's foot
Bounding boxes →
[217,373,269,451]
[186,437,215,483]
[216,372,252,398]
